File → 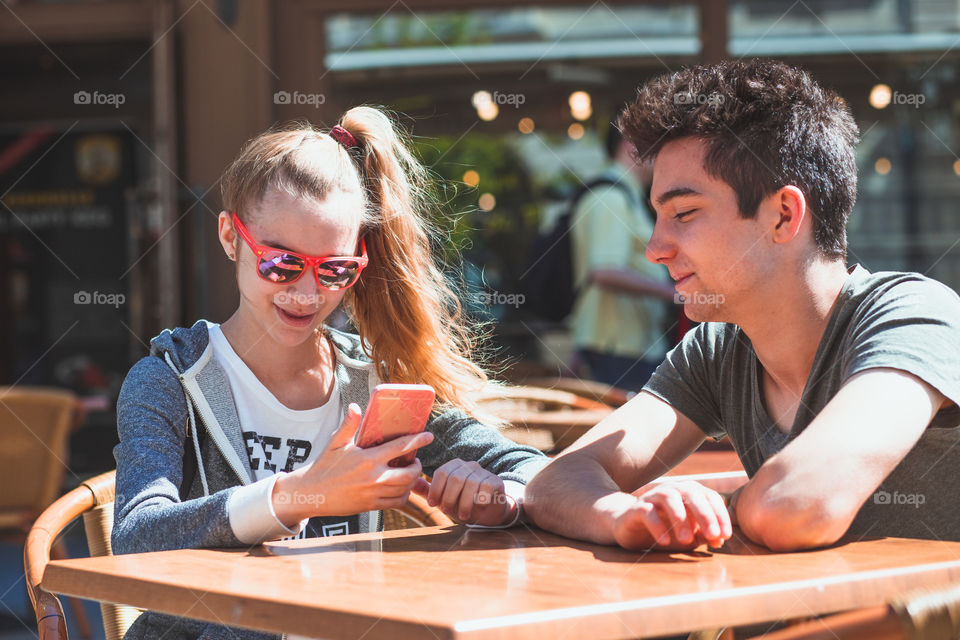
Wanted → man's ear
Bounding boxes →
[770,185,807,246]
[217,211,237,261]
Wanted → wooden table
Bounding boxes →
[43,525,960,639]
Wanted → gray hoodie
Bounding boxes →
[113,320,547,639]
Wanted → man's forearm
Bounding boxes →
[734,369,945,552]
[525,453,636,545]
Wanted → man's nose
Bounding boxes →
[645,220,674,264]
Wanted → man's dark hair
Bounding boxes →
[619,59,859,259]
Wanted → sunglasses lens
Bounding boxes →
[257,251,306,283]
[316,260,362,290]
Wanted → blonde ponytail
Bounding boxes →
[338,106,490,416]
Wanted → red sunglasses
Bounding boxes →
[231,213,369,291]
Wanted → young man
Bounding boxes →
[526,60,960,552]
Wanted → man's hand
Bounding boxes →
[613,481,733,550]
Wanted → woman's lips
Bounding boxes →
[275,305,316,328]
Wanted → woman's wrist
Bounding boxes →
[499,494,521,527]
[272,470,310,526]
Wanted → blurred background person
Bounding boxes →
[569,122,675,390]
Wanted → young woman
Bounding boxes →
[112,106,547,639]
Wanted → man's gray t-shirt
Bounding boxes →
[644,265,960,541]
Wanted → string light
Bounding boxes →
[478,193,496,211]
[472,91,499,121]
[569,91,592,120]
[869,84,892,109]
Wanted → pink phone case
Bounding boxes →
[355,384,435,467]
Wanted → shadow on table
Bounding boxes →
[248,524,791,566]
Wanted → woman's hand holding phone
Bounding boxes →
[272,403,433,527]
[421,459,518,527]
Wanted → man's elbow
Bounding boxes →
[739,495,854,552]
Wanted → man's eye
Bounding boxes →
[675,209,697,220]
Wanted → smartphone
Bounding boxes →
[355,384,435,467]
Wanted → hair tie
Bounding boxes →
[330,125,358,150]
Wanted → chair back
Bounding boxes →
[25,470,142,640]
[526,377,632,407]
[749,582,960,640]
[79,472,143,640]
[383,492,454,530]
[0,386,76,519]
[473,384,614,452]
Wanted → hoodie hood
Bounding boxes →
[149,319,211,373]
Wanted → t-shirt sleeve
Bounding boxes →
[642,322,728,439]
[843,276,960,427]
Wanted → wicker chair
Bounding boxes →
[25,470,453,639]
[0,386,78,534]
[25,470,139,640]
[746,583,960,640]
[0,386,94,637]
[526,377,633,408]
[382,491,454,530]
[474,384,614,452]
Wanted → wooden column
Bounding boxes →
[153,0,179,330]
[177,0,275,322]
[699,0,729,63]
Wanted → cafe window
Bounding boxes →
[0,126,140,468]
[325,4,699,71]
